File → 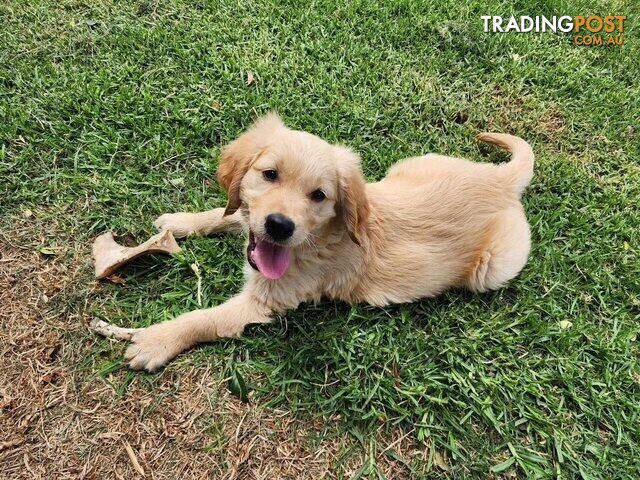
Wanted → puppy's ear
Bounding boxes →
[218,113,285,216]
[335,145,369,246]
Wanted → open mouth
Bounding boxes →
[247,230,291,280]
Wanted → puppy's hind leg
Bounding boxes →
[154,208,244,238]
[466,207,531,293]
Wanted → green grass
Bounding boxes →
[2,0,640,477]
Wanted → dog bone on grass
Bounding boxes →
[92,230,181,279]
[90,319,140,341]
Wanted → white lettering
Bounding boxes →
[520,16,534,32]
[542,16,556,32]
[505,16,519,32]
[481,15,492,32]
[558,16,574,32]
[482,15,578,34]
[493,16,504,32]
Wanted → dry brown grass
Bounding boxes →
[0,221,425,479]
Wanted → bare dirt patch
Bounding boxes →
[0,221,423,479]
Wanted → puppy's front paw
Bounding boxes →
[124,323,186,372]
[154,213,198,238]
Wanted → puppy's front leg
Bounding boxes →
[125,293,271,372]
[154,208,244,238]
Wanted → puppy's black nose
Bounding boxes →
[265,213,295,241]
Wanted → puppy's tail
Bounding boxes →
[477,132,534,196]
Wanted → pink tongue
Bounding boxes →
[253,239,291,280]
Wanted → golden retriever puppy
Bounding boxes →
[125,113,533,371]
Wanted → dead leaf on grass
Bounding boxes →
[123,440,146,477]
[434,450,449,471]
[40,371,61,384]
[0,437,26,452]
[106,274,127,285]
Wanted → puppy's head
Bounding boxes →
[218,113,368,280]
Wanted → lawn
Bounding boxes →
[1,0,639,478]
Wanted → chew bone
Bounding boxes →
[90,319,140,341]
[92,230,181,279]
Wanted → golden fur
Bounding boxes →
[125,114,534,372]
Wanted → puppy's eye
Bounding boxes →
[310,189,326,202]
[263,169,278,181]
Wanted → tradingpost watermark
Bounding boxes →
[481,15,627,46]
